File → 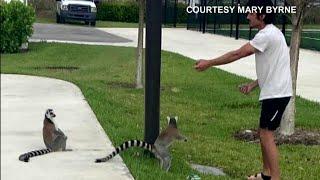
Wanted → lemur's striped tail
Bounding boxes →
[95,140,153,163]
[19,148,52,162]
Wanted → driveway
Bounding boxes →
[31,23,131,43]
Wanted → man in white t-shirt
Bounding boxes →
[194,0,292,179]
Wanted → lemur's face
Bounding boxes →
[167,116,178,128]
[45,109,56,120]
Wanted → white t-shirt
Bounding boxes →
[249,24,292,101]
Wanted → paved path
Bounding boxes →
[1,74,134,180]
[95,28,320,103]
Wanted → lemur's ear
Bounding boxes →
[167,116,170,124]
[175,116,178,122]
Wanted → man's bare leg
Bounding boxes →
[248,129,272,180]
[260,129,271,176]
[259,128,280,180]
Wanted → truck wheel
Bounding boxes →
[90,21,96,27]
[56,13,61,23]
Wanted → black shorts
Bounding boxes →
[260,97,291,131]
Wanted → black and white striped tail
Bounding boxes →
[95,140,153,163]
[19,148,52,162]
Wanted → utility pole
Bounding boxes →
[235,0,240,39]
[144,0,162,145]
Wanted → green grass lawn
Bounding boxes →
[96,21,138,28]
[1,43,320,180]
[296,24,320,29]
[36,17,57,24]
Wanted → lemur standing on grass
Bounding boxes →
[19,109,68,162]
[95,116,187,171]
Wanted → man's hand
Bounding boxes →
[239,83,255,94]
[194,59,211,72]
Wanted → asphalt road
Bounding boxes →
[31,23,132,43]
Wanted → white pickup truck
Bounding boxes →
[56,0,97,26]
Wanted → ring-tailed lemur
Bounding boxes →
[18,109,68,162]
[95,116,187,171]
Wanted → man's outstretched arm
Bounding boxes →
[194,42,256,71]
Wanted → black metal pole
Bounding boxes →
[202,0,207,33]
[187,0,191,30]
[213,0,217,34]
[274,0,277,25]
[199,0,202,32]
[164,0,167,25]
[230,0,234,37]
[282,0,286,36]
[173,0,178,27]
[145,0,162,145]
[235,0,240,40]
[199,15,201,31]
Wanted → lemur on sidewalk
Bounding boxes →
[19,109,68,162]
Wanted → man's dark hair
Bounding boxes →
[246,0,275,24]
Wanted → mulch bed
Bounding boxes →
[234,128,320,145]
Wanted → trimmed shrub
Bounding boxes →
[97,1,188,24]
[177,3,188,24]
[97,1,139,22]
[1,1,35,53]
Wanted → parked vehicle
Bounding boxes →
[56,0,97,26]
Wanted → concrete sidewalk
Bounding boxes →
[1,74,134,180]
[96,28,320,103]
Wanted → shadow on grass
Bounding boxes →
[33,66,79,72]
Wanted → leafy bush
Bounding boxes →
[177,3,188,23]
[1,1,35,53]
[97,1,139,22]
[97,1,188,24]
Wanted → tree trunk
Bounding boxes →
[135,0,145,89]
[280,3,305,136]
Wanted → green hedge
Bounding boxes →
[97,2,139,22]
[177,3,188,24]
[0,1,35,53]
[97,1,188,24]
